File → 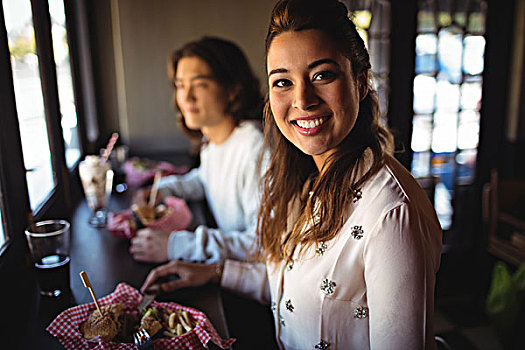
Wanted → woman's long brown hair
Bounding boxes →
[256,0,394,264]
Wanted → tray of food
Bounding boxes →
[47,283,235,349]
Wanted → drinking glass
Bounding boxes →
[79,155,114,227]
[25,220,71,297]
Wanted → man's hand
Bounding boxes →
[140,260,219,294]
[129,228,171,262]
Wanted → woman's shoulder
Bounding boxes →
[382,154,429,200]
[347,156,441,248]
[358,154,434,212]
[359,155,439,228]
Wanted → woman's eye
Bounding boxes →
[273,79,292,88]
[313,71,337,82]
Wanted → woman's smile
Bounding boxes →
[291,115,332,135]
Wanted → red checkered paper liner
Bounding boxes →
[47,283,235,349]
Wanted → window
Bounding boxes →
[3,0,54,211]
[2,0,82,214]
[411,0,487,229]
[346,0,391,125]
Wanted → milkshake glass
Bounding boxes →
[79,155,114,227]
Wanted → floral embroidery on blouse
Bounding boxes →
[352,188,362,203]
[315,340,330,349]
[320,278,336,295]
[285,299,294,312]
[351,225,364,240]
[315,242,328,256]
[354,306,369,319]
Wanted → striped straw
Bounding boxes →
[102,132,119,162]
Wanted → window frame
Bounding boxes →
[0,0,97,259]
[31,0,72,212]
[0,1,31,256]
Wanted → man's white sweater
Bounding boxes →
[157,121,265,263]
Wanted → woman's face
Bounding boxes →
[267,29,363,169]
[174,56,231,130]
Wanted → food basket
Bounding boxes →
[107,196,193,239]
[47,283,235,349]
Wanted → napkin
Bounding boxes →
[47,283,235,350]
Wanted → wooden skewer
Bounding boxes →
[79,271,103,315]
[148,171,162,208]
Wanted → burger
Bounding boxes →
[80,304,124,341]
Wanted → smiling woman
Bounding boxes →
[139,0,443,349]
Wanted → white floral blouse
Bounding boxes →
[221,153,442,350]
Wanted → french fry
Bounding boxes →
[168,312,177,329]
[149,308,196,339]
[176,323,183,336]
[181,311,194,328]
[177,312,192,332]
